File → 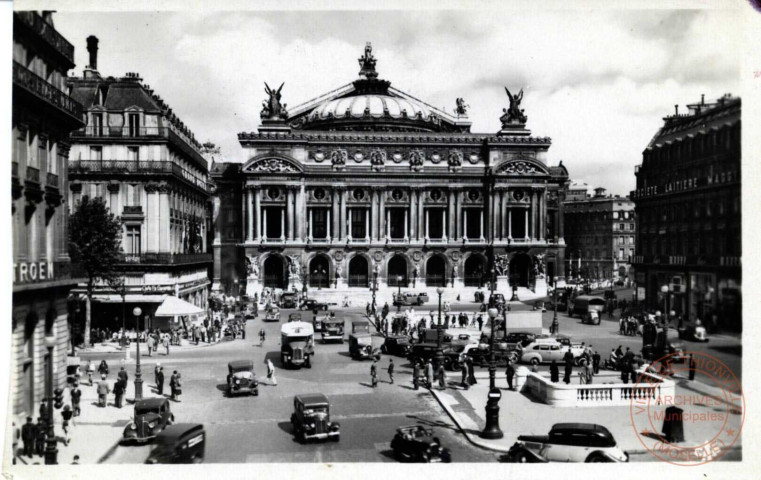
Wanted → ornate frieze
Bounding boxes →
[447,150,463,171]
[497,160,541,175]
[409,150,425,171]
[247,157,300,173]
[331,149,348,170]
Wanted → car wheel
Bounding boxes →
[530,357,540,366]
[586,453,612,463]
[513,451,531,463]
[421,452,430,463]
[332,434,340,442]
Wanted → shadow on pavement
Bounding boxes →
[709,345,741,356]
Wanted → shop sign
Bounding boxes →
[14,261,54,284]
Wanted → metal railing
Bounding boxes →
[122,206,143,215]
[14,12,75,63]
[464,275,484,287]
[71,126,167,138]
[118,253,212,265]
[12,61,83,120]
[69,159,207,191]
[426,275,446,287]
[348,275,369,287]
[26,166,40,183]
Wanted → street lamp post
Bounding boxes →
[302,266,308,296]
[434,287,445,370]
[660,284,669,325]
[551,277,559,335]
[371,266,378,315]
[481,307,503,439]
[133,307,144,401]
[396,275,403,313]
[44,333,58,464]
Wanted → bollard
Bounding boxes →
[661,406,685,443]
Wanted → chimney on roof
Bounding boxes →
[86,35,99,70]
[701,94,705,105]
[674,104,679,116]
[594,187,606,198]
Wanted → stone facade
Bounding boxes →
[212,45,568,302]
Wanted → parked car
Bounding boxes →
[349,333,380,360]
[320,317,344,343]
[504,332,537,348]
[462,343,520,368]
[520,338,586,366]
[123,398,174,443]
[569,295,606,318]
[506,423,629,463]
[393,292,429,307]
[264,306,281,322]
[381,335,412,357]
[312,314,331,333]
[226,360,259,396]
[290,394,340,443]
[280,292,299,309]
[300,299,330,311]
[390,425,451,463]
[145,423,205,464]
[288,312,303,322]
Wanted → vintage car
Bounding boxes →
[381,335,412,357]
[582,310,601,325]
[349,333,381,360]
[351,320,372,334]
[520,339,587,366]
[321,317,344,342]
[281,322,315,368]
[393,292,429,307]
[300,298,330,311]
[66,364,82,386]
[678,324,709,342]
[280,292,299,309]
[288,312,303,322]
[123,398,174,443]
[569,295,606,318]
[390,425,452,463]
[459,343,519,369]
[506,423,629,463]
[489,293,506,308]
[226,360,259,396]
[264,306,281,322]
[145,423,205,464]
[290,393,340,443]
[642,324,688,363]
[504,332,537,348]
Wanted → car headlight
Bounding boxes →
[129,423,137,430]
[309,423,316,429]
[147,422,156,429]
[235,379,240,385]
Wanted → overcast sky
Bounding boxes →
[53,9,741,196]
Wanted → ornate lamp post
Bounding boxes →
[133,307,144,401]
[551,276,559,335]
[396,275,403,312]
[371,265,379,315]
[434,287,445,369]
[481,307,503,439]
[44,333,58,464]
[302,265,308,296]
[660,284,669,325]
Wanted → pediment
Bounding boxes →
[495,159,549,176]
[243,154,302,174]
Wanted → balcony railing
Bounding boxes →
[71,126,168,139]
[69,160,207,191]
[122,205,143,215]
[13,61,84,122]
[14,12,75,63]
[118,253,212,265]
[46,172,59,188]
[26,166,40,183]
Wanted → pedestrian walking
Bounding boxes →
[467,358,477,386]
[118,366,128,384]
[147,335,153,356]
[266,359,277,386]
[163,335,170,355]
[437,364,446,390]
[21,417,35,458]
[550,360,559,383]
[688,354,696,381]
[506,361,515,390]
[387,359,395,384]
[72,455,80,465]
[113,378,125,408]
[259,328,266,346]
[97,360,109,378]
[476,315,483,331]
[61,405,73,443]
[70,384,82,417]
[585,363,594,384]
[592,350,601,375]
[156,366,165,396]
[86,360,95,385]
[413,361,420,390]
[170,370,181,402]
[630,362,638,384]
[460,361,469,390]
[34,418,46,456]
[154,362,161,387]
[425,360,434,389]
[97,374,110,407]
[241,323,246,340]
[371,361,378,387]
[563,350,574,384]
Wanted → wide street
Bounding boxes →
[76,288,742,464]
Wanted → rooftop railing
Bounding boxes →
[14,12,75,63]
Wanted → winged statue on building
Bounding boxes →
[501,87,528,126]
[261,82,288,120]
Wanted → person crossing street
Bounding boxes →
[505,360,515,391]
[387,358,395,384]
[371,360,378,387]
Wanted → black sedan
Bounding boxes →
[390,425,451,463]
[380,335,412,357]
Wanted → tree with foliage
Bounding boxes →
[69,196,123,348]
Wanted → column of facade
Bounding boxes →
[480,209,485,240]
[370,188,378,240]
[246,187,254,242]
[455,188,463,240]
[508,208,513,240]
[463,210,468,240]
[501,189,508,239]
[539,189,545,242]
[379,190,386,240]
[332,188,340,242]
[425,210,430,239]
[145,184,159,253]
[558,191,566,244]
[308,209,313,239]
[348,209,353,239]
[417,188,425,240]
[530,190,537,241]
[280,203,285,241]
[448,189,456,240]
[254,188,261,240]
[212,194,221,245]
[491,191,499,241]
[409,189,417,240]
[296,184,305,241]
[403,208,409,240]
[364,207,370,240]
[241,186,247,242]
[262,207,268,241]
[286,187,295,240]
[339,188,347,240]
[524,206,530,240]
[158,184,171,252]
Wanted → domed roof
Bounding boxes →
[308,94,434,122]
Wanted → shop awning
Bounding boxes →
[95,294,167,304]
[154,296,204,317]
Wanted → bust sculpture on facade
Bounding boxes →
[501,87,528,126]
[261,82,288,120]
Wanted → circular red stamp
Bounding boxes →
[629,351,744,465]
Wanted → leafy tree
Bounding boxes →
[69,196,123,347]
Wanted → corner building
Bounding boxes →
[66,37,212,328]
[11,11,85,419]
[631,95,740,331]
[212,45,568,303]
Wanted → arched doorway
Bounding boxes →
[348,255,369,287]
[464,255,485,287]
[426,255,446,287]
[263,255,288,289]
[387,255,408,287]
[509,254,532,287]
[309,255,330,288]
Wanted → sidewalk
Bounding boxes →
[429,370,743,459]
[76,337,226,357]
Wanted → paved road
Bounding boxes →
[99,308,498,463]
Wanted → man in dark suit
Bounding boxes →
[118,366,129,384]
[563,350,574,384]
[156,366,165,396]
[21,417,35,458]
[505,360,515,390]
[34,417,46,456]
